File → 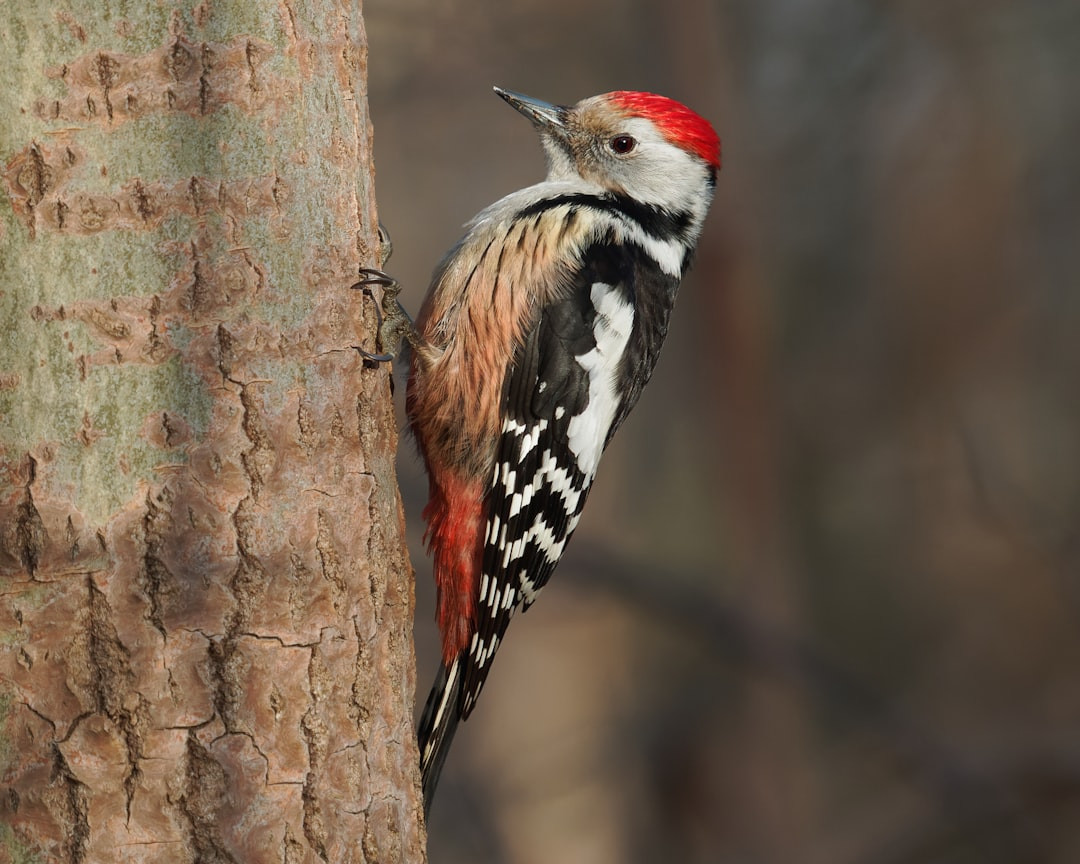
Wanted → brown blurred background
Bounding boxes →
[365,1,1080,861]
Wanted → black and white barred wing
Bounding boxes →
[460,246,642,716]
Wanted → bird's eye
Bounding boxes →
[609,135,637,155]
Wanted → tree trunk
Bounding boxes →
[0,3,425,862]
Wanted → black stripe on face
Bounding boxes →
[516,193,692,244]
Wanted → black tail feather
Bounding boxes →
[417,658,462,817]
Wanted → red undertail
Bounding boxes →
[422,468,485,666]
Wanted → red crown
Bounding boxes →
[609,91,721,170]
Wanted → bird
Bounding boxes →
[358,86,720,815]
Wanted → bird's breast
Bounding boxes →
[407,205,590,481]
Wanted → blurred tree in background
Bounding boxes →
[367,1,1080,862]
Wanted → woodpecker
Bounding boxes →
[382,87,719,814]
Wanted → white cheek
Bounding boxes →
[631,146,711,213]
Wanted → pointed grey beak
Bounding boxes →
[494,87,567,133]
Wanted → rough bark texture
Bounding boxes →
[0,3,425,862]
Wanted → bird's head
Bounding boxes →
[494,87,720,215]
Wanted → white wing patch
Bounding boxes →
[566,283,635,478]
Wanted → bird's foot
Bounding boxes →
[350,266,416,364]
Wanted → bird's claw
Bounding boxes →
[352,267,400,295]
[353,345,396,364]
[350,265,415,365]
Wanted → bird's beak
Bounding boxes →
[494,87,567,134]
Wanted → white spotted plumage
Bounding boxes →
[461,285,616,636]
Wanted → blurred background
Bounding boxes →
[364,1,1080,862]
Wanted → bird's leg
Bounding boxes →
[350,225,418,363]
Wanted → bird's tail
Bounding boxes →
[418,657,463,817]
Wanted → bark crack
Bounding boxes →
[237,383,271,503]
[300,639,330,862]
[141,487,174,639]
[315,509,346,613]
[244,40,260,96]
[11,455,46,577]
[282,824,305,864]
[207,364,271,740]
[188,243,208,314]
[187,176,203,215]
[238,631,319,649]
[49,744,90,864]
[131,178,154,222]
[93,52,118,122]
[165,38,193,81]
[215,324,237,382]
[270,172,285,213]
[146,294,169,362]
[15,142,53,238]
[88,578,146,823]
[179,730,238,863]
[296,399,316,456]
[239,249,267,296]
[198,43,212,115]
[351,615,373,745]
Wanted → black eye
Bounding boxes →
[609,135,636,155]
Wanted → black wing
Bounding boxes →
[458,236,680,715]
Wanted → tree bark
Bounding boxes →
[0,3,425,862]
